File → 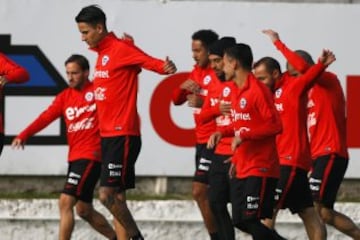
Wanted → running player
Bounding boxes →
[172,29,219,240]
[0,53,29,156]
[254,29,336,240]
[11,54,117,240]
[266,29,360,239]
[75,5,176,240]
[200,36,237,240]
[215,43,282,240]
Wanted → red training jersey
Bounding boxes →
[274,40,348,159]
[17,81,101,162]
[223,73,282,179]
[91,32,167,137]
[198,80,235,155]
[172,65,218,144]
[273,40,328,170]
[0,53,29,133]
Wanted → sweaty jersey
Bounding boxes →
[198,80,235,155]
[274,40,348,159]
[222,73,281,179]
[0,53,29,133]
[273,40,329,170]
[91,32,166,137]
[18,81,101,162]
[172,65,217,144]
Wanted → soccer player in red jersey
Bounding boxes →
[266,30,360,239]
[0,53,29,156]
[75,5,176,240]
[214,43,282,240]
[199,36,236,240]
[12,55,117,240]
[254,30,337,240]
[172,29,220,240]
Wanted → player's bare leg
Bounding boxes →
[192,181,218,237]
[298,207,326,240]
[58,194,76,240]
[76,201,117,239]
[113,218,128,240]
[99,187,143,239]
[315,203,360,239]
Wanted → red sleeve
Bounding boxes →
[198,106,221,125]
[172,87,190,105]
[220,124,235,137]
[284,62,326,94]
[240,86,282,140]
[122,43,166,74]
[0,53,29,83]
[17,94,64,141]
[274,39,309,73]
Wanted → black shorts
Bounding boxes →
[100,136,141,191]
[309,154,348,209]
[193,143,214,184]
[62,159,101,203]
[275,166,313,214]
[208,154,232,204]
[230,176,277,225]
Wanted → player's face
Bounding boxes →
[223,54,235,81]
[254,63,275,90]
[192,40,209,68]
[65,62,88,90]
[209,54,225,79]
[77,22,104,48]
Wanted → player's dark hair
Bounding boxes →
[295,50,315,65]
[192,29,219,49]
[208,36,236,57]
[253,56,282,73]
[65,54,90,71]
[224,43,253,71]
[75,5,106,28]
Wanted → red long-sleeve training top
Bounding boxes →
[172,65,218,144]
[273,40,328,170]
[274,39,348,159]
[198,80,235,155]
[0,53,29,133]
[222,73,282,179]
[17,81,101,162]
[91,32,167,137]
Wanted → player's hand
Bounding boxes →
[11,138,25,150]
[163,56,177,74]
[229,163,236,178]
[0,76,8,87]
[207,132,222,149]
[187,94,203,108]
[219,102,232,115]
[231,136,242,152]
[180,79,200,93]
[318,49,336,67]
[262,29,280,43]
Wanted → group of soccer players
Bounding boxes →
[173,28,360,240]
[0,3,358,240]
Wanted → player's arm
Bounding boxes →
[11,94,63,149]
[123,43,177,74]
[0,53,29,86]
[238,87,282,142]
[287,49,336,93]
[262,29,309,73]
